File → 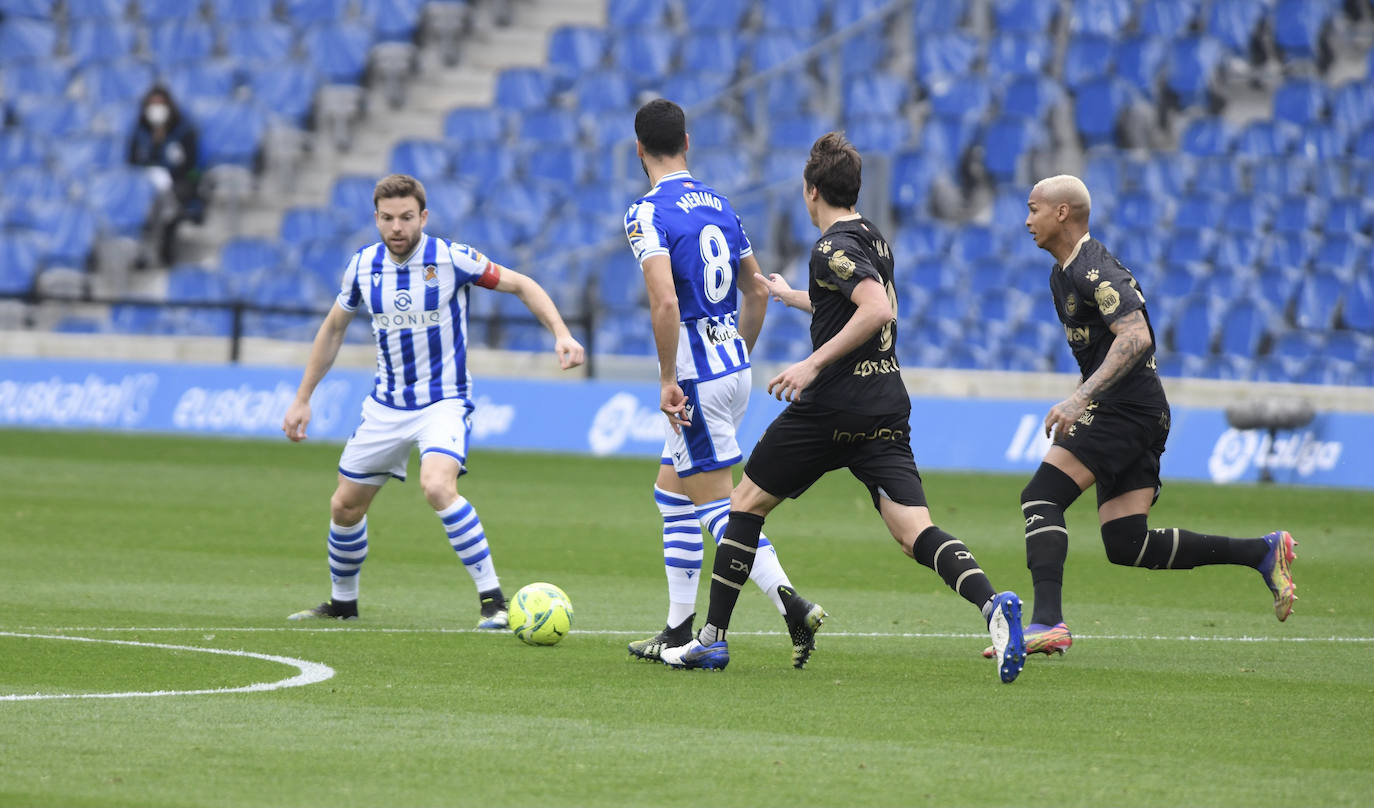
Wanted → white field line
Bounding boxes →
[5,626,1372,643]
[0,631,335,702]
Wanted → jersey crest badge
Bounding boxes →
[424,264,439,288]
[1065,293,1078,315]
[828,250,856,280]
[1094,281,1121,315]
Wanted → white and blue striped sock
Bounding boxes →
[697,498,791,615]
[328,518,368,602]
[656,486,701,628]
[438,497,499,593]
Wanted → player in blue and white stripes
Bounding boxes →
[283,174,584,626]
[623,99,825,666]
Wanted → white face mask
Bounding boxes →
[144,103,170,127]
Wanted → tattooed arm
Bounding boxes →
[1044,310,1152,438]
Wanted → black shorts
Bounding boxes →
[744,402,928,511]
[1053,398,1171,507]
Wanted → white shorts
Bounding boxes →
[661,368,751,477]
[338,396,474,486]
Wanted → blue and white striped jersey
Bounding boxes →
[337,233,500,410]
[624,170,753,382]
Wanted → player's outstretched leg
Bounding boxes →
[1257,530,1298,621]
[986,592,1026,684]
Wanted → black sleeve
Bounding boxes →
[813,233,881,300]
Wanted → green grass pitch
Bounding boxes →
[2,428,1371,807]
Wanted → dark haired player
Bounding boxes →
[623,99,825,667]
[988,174,1297,659]
[662,133,1027,683]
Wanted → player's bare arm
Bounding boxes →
[641,253,690,431]
[1044,309,1152,438]
[756,271,813,313]
[768,277,892,402]
[735,253,769,353]
[283,302,355,442]
[493,266,586,370]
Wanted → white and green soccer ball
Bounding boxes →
[509,582,573,646]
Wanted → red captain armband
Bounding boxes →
[475,261,501,289]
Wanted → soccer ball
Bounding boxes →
[509,582,573,646]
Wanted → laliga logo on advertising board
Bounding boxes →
[1208,428,1342,483]
[588,392,663,455]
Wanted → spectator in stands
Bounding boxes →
[992,174,1298,661]
[128,85,201,264]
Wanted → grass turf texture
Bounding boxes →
[1,428,1371,807]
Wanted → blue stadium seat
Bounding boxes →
[1152,262,1200,302]
[613,30,677,83]
[1169,295,1216,356]
[582,108,636,149]
[1114,34,1167,98]
[846,116,910,154]
[483,184,556,240]
[246,62,319,127]
[389,138,450,184]
[1273,77,1328,128]
[208,0,275,22]
[355,0,426,42]
[1216,298,1272,357]
[1115,190,1168,231]
[1296,123,1344,159]
[927,73,992,121]
[0,233,40,293]
[1166,231,1215,265]
[985,32,1052,79]
[219,236,283,298]
[299,238,354,290]
[763,0,826,30]
[1271,194,1323,234]
[444,107,507,145]
[224,22,296,64]
[918,114,978,162]
[281,206,348,246]
[330,175,379,231]
[890,150,949,215]
[1250,158,1314,197]
[148,20,216,71]
[195,100,265,168]
[681,0,752,32]
[680,31,744,76]
[167,61,239,109]
[1272,0,1335,62]
[982,116,1042,183]
[688,112,741,150]
[493,67,553,111]
[525,146,587,185]
[608,0,673,27]
[1074,77,1134,146]
[166,264,231,303]
[893,222,953,261]
[570,70,634,114]
[1311,233,1367,279]
[952,224,997,264]
[283,0,351,25]
[11,97,90,138]
[64,20,135,65]
[915,0,968,31]
[75,60,154,108]
[1172,190,1223,233]
[549,24,610,77]
[0,18,55,66]
[834,27,890,77]
[1114,229,1165,268]
[916,32,979,85]
[1330,79,1374,139]
[1294,270,1345,329]
[1324,329,1374,364]
[1214,233,1262,270]
[1322,196,1371,235]
[1341,276,1374,331]
[1235,120,1300,157]
[517,109,580,145]
[1207,0,1266,55]
[750,31,809,72]
[844,73,908,118]
[1220,194,1273,235]
[302,22,372,84]
[1138,0,1199,38]
[1165,35,1223,109]
[990,0,1053,33]
[51,134,121,179]
[1179,116,1233,157]
[64,0,126,17]
[1353,124,1374,161]
[832,0,897,28]
[769,114,832,151]
[1068,0,1133,36]
[1063,33,1114,90]
[2,62,68,102]
[84,168,155,236]
[1001,74,1063,121]
[692,148,753,195]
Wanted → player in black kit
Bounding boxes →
[989,174,1298,660]
[662,133,1027,683]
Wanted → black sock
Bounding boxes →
[911,526,997,611]
[1148,528,1269,569]
[701,511,763,643]
[1022,464,1081,626]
